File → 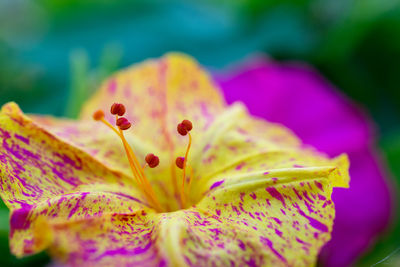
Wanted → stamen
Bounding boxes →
[92,108,162,212]
[117,129,162,211]
[93,107,197,212]
[94,113,141,185]
[176,119,193,207]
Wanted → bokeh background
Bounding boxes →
[0,0,399,266]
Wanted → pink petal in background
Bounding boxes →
[214,57,393,267]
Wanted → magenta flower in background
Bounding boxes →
[215,57,393,267]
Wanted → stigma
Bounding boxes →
[93,103,194,212]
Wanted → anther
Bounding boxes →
[93,110,105,121]
[177,123,187,136]
[177,119,193,136]
[145,153,160,168]
[116,117,132,130]
[182,119,193,131]
[110,103,126,116]
[176,157,185,169]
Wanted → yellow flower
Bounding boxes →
[0,53,349,266]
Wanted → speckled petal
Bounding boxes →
[216,59,391,266]
[0,103,147,256]
[45,211,166,267]
[28,115,173,210]
[30,115,159,179]
[171,103,350,266]
[190,103,349,201]
[188,166,345,267]
[80,53,226,154]
[0,54,351,267]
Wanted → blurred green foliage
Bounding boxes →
[0,0,399,266]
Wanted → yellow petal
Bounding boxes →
[29,115,173,210]
[44,210,166,266]
[0,102,147,256]
[30,115,160,179]
[167,103,349,266]
[189,103,349,203]
[80,53,226,154]
[0,53,351,266]
[192,168,341,266]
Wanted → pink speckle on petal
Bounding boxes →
[260,237,287,263]
[210,180,225,190]
[108,79,117,94]
[266,187,286,207]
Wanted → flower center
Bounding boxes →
[93,103,194,212]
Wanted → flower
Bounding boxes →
[215,57,392,267]
[0,53,350,266]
